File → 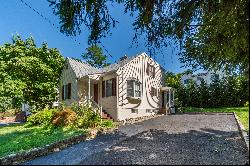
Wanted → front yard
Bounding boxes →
[0,124,86,158]
[182,107,249,133]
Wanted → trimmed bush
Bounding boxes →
[101,120,115,128]
[52,108,77,127]
[25,108,59,127]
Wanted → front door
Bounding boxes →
[94,84,98,103]
[162,92,165,108]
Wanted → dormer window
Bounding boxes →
[146,62,155,78]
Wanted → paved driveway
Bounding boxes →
[23,114,248,165]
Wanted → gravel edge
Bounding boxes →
[233,112,249,152]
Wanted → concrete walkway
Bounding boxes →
[22,114,249,165]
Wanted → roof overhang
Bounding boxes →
[160,86,174,91]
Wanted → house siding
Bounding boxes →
[116,53,164,121]
[99,72,118,120]
[59,60,78,105]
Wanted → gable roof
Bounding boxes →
[67,58,102,78]
[66,52,165,78]
[102,56,133,73]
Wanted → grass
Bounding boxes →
[182,107,249,133]
[0,124,86,158]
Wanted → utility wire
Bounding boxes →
[19,0,115,60]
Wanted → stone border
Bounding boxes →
[176,112,234,115]
[0,127,116,165]
[233,112,249,152]
[116,114,164,126]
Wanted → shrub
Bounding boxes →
[244,101,249,107]
[0,97,12,116]
[52,108,77,127]
[75,105,101,129]
[25,108,59,127]
[101,120,115,128]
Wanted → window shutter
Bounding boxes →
[153,66,155,78]
[112,78,116,96]
[62,85,64,100]
[102,81,105,98]
[67,83,71,99]
[146,62,149,75]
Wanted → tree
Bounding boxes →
[0,35,65,109]
[48,0,249,75]
[82,45,110,68]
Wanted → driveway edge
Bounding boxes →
[233,112,249,152]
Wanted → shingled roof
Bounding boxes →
[67,58,102,78]
[67,55,133,78]
[66,52,164,78]
[102,56,132,73]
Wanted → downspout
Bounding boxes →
[88,76,91,100]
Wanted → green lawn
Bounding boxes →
[182,107,249,133]
[0,124,86,158]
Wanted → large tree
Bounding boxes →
[48,0,249,75]
[0,35,64,109]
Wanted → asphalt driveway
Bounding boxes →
[23,114,248,165]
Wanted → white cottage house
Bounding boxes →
[59,52,175,121]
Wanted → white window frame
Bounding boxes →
[127,80,141,98]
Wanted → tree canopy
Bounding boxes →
[0,35,65,109]
[48,0,249,76]
[82,44,110,68]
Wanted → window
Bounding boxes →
[106,79,112,97]
[102,78,116,98]
[147,63,155,78]
[211,73,219,80]
[197,77,204,82]
[127,80,141,97]
[134,82,141,97]
[146,109,152,113]
[62,83,71,100]
[131,109,138,114]
[151,87,157,96]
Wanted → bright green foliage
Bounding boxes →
[0,97,12,113]
[101,119,115,128]
[166,71,249,109]
[183,107,249,133]
[25,108,59,128]
[74,105,101,129]
[0,124,85,158]
[0,35,65,109]
[82,45,110,68]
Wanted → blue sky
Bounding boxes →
[0,0,193,73]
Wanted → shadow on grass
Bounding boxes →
[80,128,248,165]
[0,124,83,158]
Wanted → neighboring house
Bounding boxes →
[59,52,175,121]
[181,70,226,86]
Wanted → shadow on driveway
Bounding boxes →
[80,128,248,165]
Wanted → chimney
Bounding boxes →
[119,55,128,61]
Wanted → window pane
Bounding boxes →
[106,80,112,97]
[127,80,134,97]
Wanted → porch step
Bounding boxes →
[101,110,113,121]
